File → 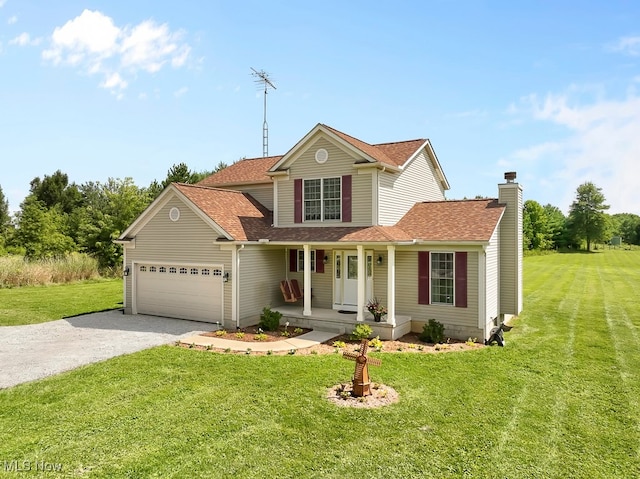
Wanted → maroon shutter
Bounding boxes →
[316,249,325,273]
[418,251,430,305]
[455,252,467,308]
[294,179,302,223]
[289,249,298,272]
[341,175,352,223]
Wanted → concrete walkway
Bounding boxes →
[180,330,338,352]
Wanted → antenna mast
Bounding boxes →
[251,67,276,157]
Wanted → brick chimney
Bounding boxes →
[498,172,523,319]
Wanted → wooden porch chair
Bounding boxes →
[280,280,297,303]
[290,278,304,300]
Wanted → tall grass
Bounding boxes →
[0,253,101,288]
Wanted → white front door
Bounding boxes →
[333,251,373,311]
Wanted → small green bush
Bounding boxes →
[350,323,373,341]
[259,306,282,331]
[419,319,445,344]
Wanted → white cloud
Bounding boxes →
[173,86,188,98]
[101,72,127,90]
[509,88,640,214]
[612,36,640,56]
[9,32,41,46]
[7,15,17,24]
[0,0,7,8]
[42,9,192,97]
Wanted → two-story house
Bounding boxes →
[116,123,522,341]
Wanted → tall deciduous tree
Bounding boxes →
[13,196,76,259]
[76,178,151,268]
[543,204,569,249]
[523,200,552,250]
[29,170,82,214]
[568,182,610,251]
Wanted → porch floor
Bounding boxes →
[272,305,412,341]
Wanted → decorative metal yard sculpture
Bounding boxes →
[343,339,382,397]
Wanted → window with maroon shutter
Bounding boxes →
[455,252,467,308]
[418,251,468,308]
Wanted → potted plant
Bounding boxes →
[366,298,387,322]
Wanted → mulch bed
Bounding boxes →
[187,327,484,356]
[326,382,400,408]
[199,324,312,342]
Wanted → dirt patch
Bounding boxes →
[326,382,399,408]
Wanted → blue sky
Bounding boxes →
[2,1,640,215]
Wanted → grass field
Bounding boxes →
[0,279,122,326]
[0,251,639,478]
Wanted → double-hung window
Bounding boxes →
[304,177,341,221]
[431,252,454,305]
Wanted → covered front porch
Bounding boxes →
[273,304,412,340]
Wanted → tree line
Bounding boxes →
[0,162,226,270]
[0,174,637,272]
[524,182,640,252]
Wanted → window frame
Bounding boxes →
[430,252,455,306]
[303,177,341,222]
[297,249,316,272]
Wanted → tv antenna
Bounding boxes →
[251,67,277,157]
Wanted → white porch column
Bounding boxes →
[303,244,312,316]
[387,244,396,327]
[356,245,365,322]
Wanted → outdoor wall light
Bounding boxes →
[223,271,230,282]
[323,255,329,264]
[123,266,130,276]
[377,255,383,266]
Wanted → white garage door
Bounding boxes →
[135,263,223,323]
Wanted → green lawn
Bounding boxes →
[1,252,639,478]
[0,279,123,326]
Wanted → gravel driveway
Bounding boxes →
[0,310,211,389]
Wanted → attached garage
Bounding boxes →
[134,263,223,323]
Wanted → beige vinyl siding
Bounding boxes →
[498,183,523,316]
[484,227,500,334]
[124,195,233,325]
[222,184,273,210]
[237,247,286,327]
[378,150,447,225]
[394,249,482,340]
[276,137,373,227]
[372,250,388,305]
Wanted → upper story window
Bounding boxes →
[304,177,341,221]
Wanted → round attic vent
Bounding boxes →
[169,207,181,222]
[315,148,328,164]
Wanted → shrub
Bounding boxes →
[368,336,383,351]
[254,333,268,341]
[419,319,446,344]
[350,324,373,341]
[259,306,282,331]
